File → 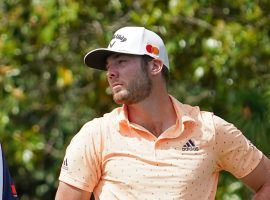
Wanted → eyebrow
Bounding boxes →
[110,53,125,60]
[105,53,129,68]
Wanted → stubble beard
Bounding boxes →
[113,65,152,105]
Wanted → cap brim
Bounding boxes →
[84,48,115,70]
[84,48,145,70]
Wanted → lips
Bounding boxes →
[111,82,123,91]
[112,82,122,87]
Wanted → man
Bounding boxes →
[55,26,270,200]
[0,144,19,200]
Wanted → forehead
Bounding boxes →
[106,53,140,63]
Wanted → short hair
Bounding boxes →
[141,55,170,83]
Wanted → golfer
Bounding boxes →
[56,26,270,200]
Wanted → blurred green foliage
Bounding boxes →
[0,0,269,199]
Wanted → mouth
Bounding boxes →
[112,82,122,87]
[111,83,123,91]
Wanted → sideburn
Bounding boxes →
[140,56,152,76]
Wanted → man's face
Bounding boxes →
[106,54,152,105]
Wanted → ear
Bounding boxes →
[149,59,163,76]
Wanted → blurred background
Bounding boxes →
[0,0,270,199]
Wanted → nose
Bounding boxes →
[106,65,119,79]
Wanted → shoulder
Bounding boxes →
[66,109,121,153]
[199,112,242,138]
[77,107,121,137]
[210,115,239,135]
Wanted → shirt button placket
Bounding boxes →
[154,140,160,161]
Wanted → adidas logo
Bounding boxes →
[62,158,68,170]
[182,139,199,151]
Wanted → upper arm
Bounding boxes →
[58,120,103,193]
[240,155,270,192]
[55,181,91,200]
[213,115,263,178]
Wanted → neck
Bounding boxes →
[127,92,177,137]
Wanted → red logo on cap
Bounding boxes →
[146,44,159,55]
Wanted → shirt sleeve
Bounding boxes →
[213,115,263,178]
[58,118,103,192]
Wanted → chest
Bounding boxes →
[101,123,217,186]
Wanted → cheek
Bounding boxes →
[106,77,112,86]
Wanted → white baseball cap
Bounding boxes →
[84,26,170,70]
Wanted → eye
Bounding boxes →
[117,59,127,64]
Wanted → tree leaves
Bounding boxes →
[1,0,270,199]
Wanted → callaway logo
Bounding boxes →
[182,139,199,151]
[109,34,127,48]
[109,41,116,47]
[112,34,127,42]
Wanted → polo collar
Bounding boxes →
[117,95,198,132]
[169,95,197,124]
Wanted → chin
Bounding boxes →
[113,92,129,105]
[114,100,125,105]
[113,97,128,105]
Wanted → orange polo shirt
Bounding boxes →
[59,96,262,200]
